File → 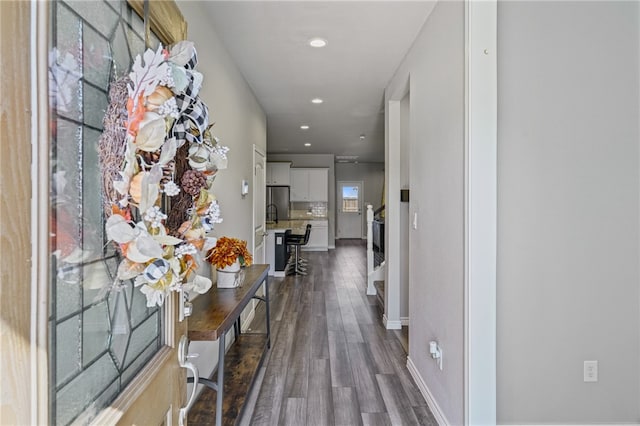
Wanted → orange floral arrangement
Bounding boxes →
[206,237,252,269]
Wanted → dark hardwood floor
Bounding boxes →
[238,239,437,425]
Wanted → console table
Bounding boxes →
[187,264,270,426]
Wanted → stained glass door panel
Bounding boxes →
[48,1,168,424]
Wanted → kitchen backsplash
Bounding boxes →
[290,202,328,218]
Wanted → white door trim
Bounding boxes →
[252,145,267,264]
[463,1,497,424]
[336,180,364,239]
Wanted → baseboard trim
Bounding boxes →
[383,314,402,330]
[407,357,449,426]
[400,316,409,326]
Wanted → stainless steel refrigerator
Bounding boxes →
[266,186,290,223]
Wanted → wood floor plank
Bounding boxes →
[337,288,365,343]
[333,387,363,426]
[346,342,386,414]
[347,287,375,325]
[413,405,439,426]
[328,330,354,387]
[382,336,428,407]
[361,412,392,426]
[324,279,345,332]
[375,373,421,425]
[306,359,334,426]
[359,325,395,375]
[283,303,311,398]
[310,312,330,360]
[281,397,307,426]
[250,315,296,425]
[311,290,326,317]
[269,278,290,322]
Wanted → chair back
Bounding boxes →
[302,224,312,245]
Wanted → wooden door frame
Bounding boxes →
[0,1,46,424]
[0,1,191,424]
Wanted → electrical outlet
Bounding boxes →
[584,360,598,382]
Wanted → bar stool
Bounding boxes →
[285,224,311,276]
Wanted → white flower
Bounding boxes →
[206,200,223,223]
[210,145,230,170]
[139,284,165,307]
[160,64,176,88]
[157,97,179,118]
[163,180,180,196]
[212,144,229,159]
[175,243,197,259]
[143,205,167,228]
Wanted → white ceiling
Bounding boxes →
[201,1,434,163]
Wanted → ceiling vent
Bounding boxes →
[335,155,359,163]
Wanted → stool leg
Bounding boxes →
[295,245,307,275]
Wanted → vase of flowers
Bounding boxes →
[206,237,252,288]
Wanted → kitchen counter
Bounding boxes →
[266,218,327,232]
[265,219,329,276]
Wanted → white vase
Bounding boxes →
[216,260,241,288]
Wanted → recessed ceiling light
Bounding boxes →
[359,134,366,140]
[311,98,323,104]
[304,143,311,147]
[309,37,327,48]
[300,125,310,130]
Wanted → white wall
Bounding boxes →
[497,1,640,423]
[386,1,464,423]
[177,0,267,388]
[267,153,336,248]
[334,162,384,237]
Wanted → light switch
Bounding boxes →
[413,212,418,230]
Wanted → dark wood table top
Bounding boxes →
[188,264,269,341]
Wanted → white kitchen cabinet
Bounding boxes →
[266,162,291,185]
[289,168,328,202]
[307,169,328,202]
[304,220,329,251]
[290,169,307,201]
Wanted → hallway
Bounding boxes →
[245,240,435,425]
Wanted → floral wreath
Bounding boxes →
[99,41,228,307]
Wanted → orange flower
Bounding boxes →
[126,94,146,137]
[206,237,252,269]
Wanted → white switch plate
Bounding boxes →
[584,360,598,382]
[413,212,418,230]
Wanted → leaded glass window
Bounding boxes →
[48,1,163,424]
